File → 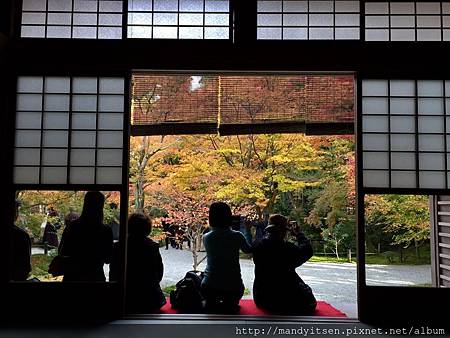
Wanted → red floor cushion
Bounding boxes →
[158,298,347,317]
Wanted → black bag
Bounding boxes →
[170,271,204,312]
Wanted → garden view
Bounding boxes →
[16,133,432,317]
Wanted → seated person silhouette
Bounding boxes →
[58,191,113,282]
[11,200,32,281]
[201,202,252,313]
[252,214,317,315]
[110,213,166,313]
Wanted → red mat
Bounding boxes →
[158,298,347,317]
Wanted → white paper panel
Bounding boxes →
[418,80,444,97]
[42,131,69,147]
[309,1,334,12]
[99,78,124,94]
[128,13,153,25]
[362,134,389,151]
[419,171,446,188]
[363,170,389,187]
[417,29,442,41]
[45,77,71,93]
[363,152,389,169]
[18,77,43,93]
[71,131,96,148]
[283,28,308,39]
[21,26,46,38]
[73,27,98,39]
[73,78,98,93]
[362,116,388,132]
[390,116,415,133]
[390,80,415,96]
[365,16,388,28]
[418,98,444,115]
[153,26,178,38]
[97,149,123,166]
[258,0,282,12]
[363,98,388,114]
[283,1,308,13]
[204,27,228,39]
[14,148,41,166]
[69,167,95,184]
[419,135,445,151]
[180,0,204,12]
[257,27,282,39]
[17,94,42,111]
[391,152,416,170]
[390,134,416,151]
[391,171,416,188]
[258,14,282,26]
[73,13,98,26]
[48,0,72,11]
[390,98,415,115]
[390,16,415,28]
[97,131,123,148]
[96,167,122,184]
[43,112,70,129]
[283,14,308,27]
[309,28,334,39]
[335,1,359,13]
[22,12,46,24]
[365,29,389,41]
[418,116,444,133]
[70,149,96,166]
[41,167,67,184]
[47,26,72,38]
[15,130,41,147]
[390,2,415,15]
[419,153,445,170]
[74,0,99,12]
[362,80,388,97]
[391,29,415,41]
[99,0,123,12]
[179,27,204,39]
[23,0,47,11]
[72,113,97,129]
[128,26,152,38]
[335,14,359,26]
[335,28,359,39]
[365,3,388,14]
[16,112,42,129]
[72,95,98,112]
[14,167,40,184]
[98,95,124,112]
[98,27,122,39]
[42,149,68,166]
[417,3,441,14]
[205,0,229,12]
[44,95,70,111]
[98,113,123,129]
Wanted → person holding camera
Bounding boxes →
[252,214,317,315]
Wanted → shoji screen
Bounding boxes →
[257,0,360,40]
[21,0,124,39]
[14,76,125,185]
[365,2,450,41]
[362,79,450,189]
[127,0,230,39]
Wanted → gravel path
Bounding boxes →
[159,248,432,318]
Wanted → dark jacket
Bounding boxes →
[111,236,166,312]
[59,218,113,282]
[252,232,316,313]
[11,225,32,281]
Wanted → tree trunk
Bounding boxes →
[335,240,339,259]
[348,249,352,263]
[377,242,381,254]
[414,239,420,260]
[134,179,145,213]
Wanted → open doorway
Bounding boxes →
[128,73,357,317]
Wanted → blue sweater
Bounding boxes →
[202,227,252,291]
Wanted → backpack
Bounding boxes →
[170,270,204,313]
